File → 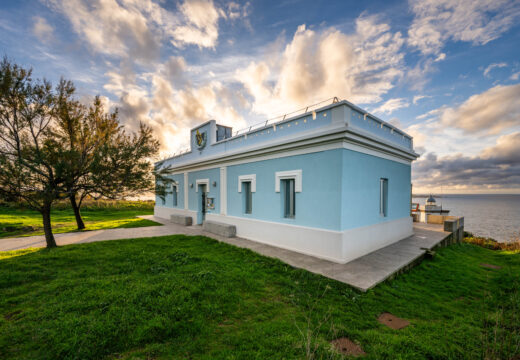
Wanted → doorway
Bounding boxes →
[197,184,207,225]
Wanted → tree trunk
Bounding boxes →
[42,202,57,248]
[69,193,85,230]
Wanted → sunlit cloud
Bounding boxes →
[171,0,222,49]
[483,62,507,77]
[236,15,406,117]
[32,16,54,43]
[440,83,520,134]
[408,0,520,56]
[373,98,410,115]
[5,0,516,192]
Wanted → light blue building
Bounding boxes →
[155,99,419,264]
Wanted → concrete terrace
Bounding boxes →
[0,218,452,291]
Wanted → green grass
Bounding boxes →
[0,202,160,238]
[0,236,518,359]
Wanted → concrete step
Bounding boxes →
[202,220,236,238]
[170,214,193,226]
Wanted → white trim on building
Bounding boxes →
[238,174,257,192]
[204,213,413,264]
[275,170,302,192]
[172,181,179,192]
[220,167,227,215]
[183,172,188,209]
[195,179,210,192]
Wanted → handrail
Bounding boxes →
[232,97,339,136]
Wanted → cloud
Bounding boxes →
[413,132,520,189]
[47,0,244,56]
[44,0,253,154]
[373,98,410,115]
[511,72,520,81]
[434,53,446,62]
[226,1,251,21]
[48,0,164,60]
[440,83,520,134]
[104,57,247,154]
[404,57,437,90]
[483,62,507,77]
[32,16,54,42]
[408,0,520,56]
[388,118,403,128]
[236,16,405,117]
[415,107,443,120]
[171,0,223,48]
[413,94,431,104]
[164,56,188,84]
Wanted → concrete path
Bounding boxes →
[211,222,451,291]
[0,217,451,291]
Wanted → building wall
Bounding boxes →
[339,149,413,262]
[155,173,185,209]
[154,101,417,263]
[226,149,343,230]
[341,149,411,230]
[161,102,415,172]
[187,168,220,215]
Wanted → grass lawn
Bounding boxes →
[0,203,160,238]
[0,236,518,359]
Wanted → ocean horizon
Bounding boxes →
[412,194,520,243]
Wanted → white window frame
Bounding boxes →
[171,181,179,207]
[238,174,256,192]
[172,181,179,192]
[275,170,302,193]
[195,178,210,192]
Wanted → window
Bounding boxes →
[161,197,165,205]
[380,178,388,217]
[172,185,178,206]
[282,178,295,218]
[242,181,252,214]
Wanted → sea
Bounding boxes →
[412,194,520,243]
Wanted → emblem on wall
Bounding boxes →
[195,129,207,149]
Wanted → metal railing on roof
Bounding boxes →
[232,97,340,137]
[159,97,344,162]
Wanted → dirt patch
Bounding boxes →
[331,337,366,357]
[377,312,410,330]
[4,309,22,321]
[480,263,502,270]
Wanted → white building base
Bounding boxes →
[154,206,197,221]
[207,214,413,264]
[340,217,413,263]
[154,206,413,264]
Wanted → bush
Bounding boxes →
[464,233,520,251]
[54,199,155,211]
[1,198,155,212]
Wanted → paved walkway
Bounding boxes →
[0,217,451,291]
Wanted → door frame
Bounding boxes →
[197,183,208,224]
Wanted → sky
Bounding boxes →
[1,0,520,194]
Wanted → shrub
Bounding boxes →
[464,232,520,251]
[0,198,155,212]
